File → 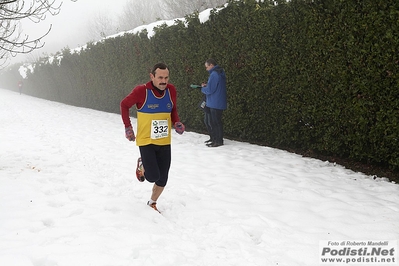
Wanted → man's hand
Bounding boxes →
[174,122,185,135]
[125,126,135,141]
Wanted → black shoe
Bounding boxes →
[207,142,223,147]
[204,138,212,143]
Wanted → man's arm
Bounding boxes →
[120,85,145,127]
[201,72,218,95]
[169,85,181,124]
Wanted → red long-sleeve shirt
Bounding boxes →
[120,81,180,128]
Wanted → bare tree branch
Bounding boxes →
[0,0,64,68]
[87,11,116,41]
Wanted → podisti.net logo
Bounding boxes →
[319,240,397,264]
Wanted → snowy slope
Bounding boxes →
[0,88,398,266]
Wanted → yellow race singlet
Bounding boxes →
[136,88,173,146]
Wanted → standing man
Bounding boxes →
[18,80,23,94]
[201,59,227,147]
[120,63,185,212]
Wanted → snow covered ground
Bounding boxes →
[0,88,398,266]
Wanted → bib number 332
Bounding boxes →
[151,120,169,139]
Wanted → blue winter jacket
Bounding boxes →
[201,65,227,110]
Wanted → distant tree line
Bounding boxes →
[88,0,227,43]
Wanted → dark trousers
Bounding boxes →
[139,144,171,187]
[209,108,224,144]
[204,110,212,140]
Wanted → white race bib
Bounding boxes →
[151,120,169,139]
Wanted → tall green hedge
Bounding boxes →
[2,0,398,172]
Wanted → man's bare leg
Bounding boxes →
[148,184,164,212]
[151,184,164,202]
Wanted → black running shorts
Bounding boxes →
[139,144,171,187]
